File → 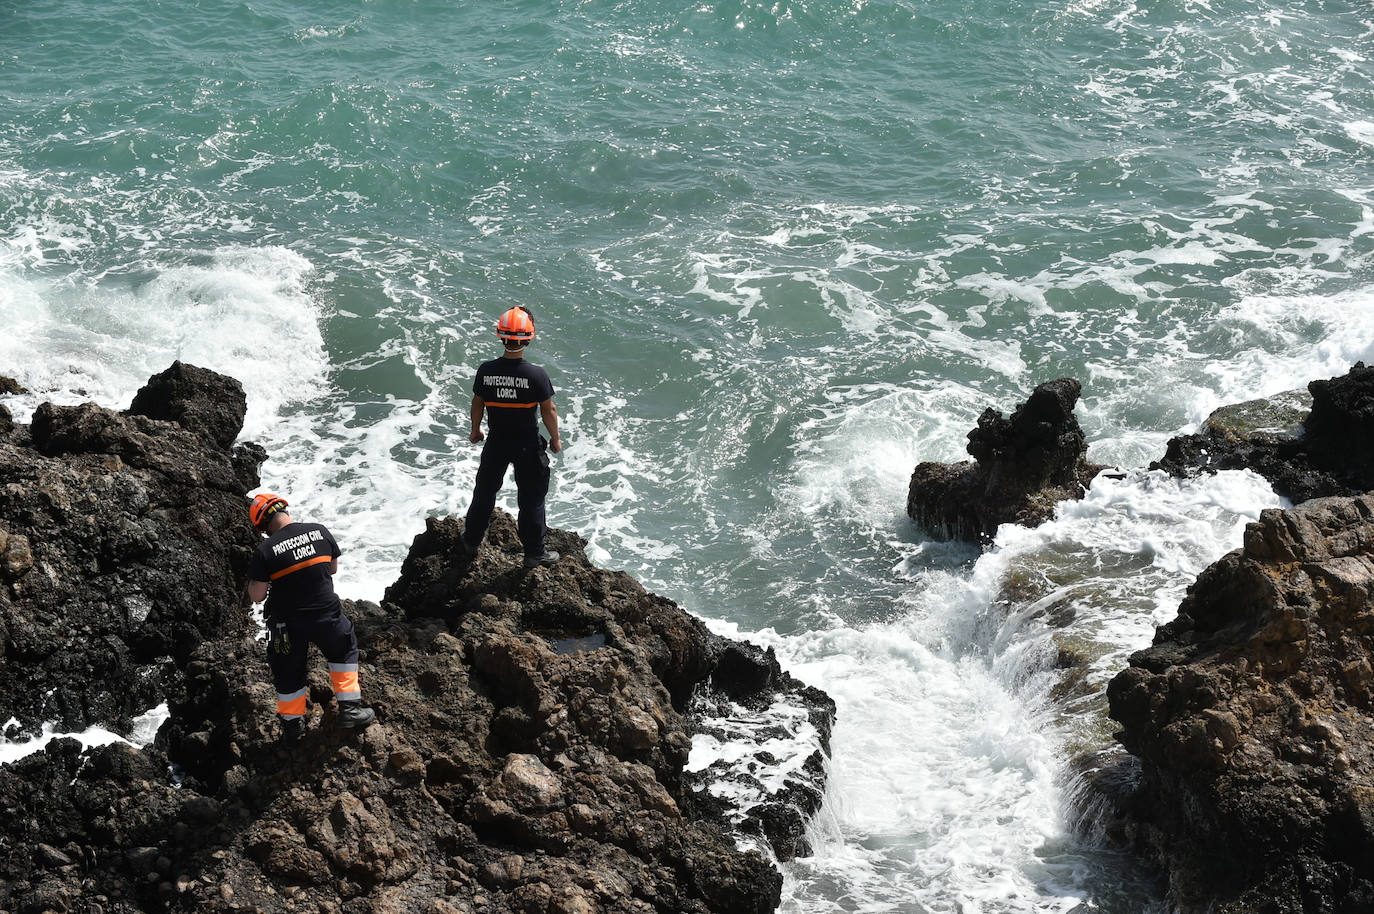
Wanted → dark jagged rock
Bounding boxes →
[0,367,833,914]
[0,366,264,736]
[709,639,789,707]
[908,378,1105,542]
[0,373,20,438]
[127,360,248,450]
[1152,364,1374,504]
[0,738,193,914]
[686,636,835,860]
[1306,364,1374,488]
[1103,494,1374,913]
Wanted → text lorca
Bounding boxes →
[486,376,530,398]
[272,528,326,560]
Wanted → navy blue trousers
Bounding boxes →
[267,610,360,719]
[464,435,550,556]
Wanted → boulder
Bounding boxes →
[1104,494,1374,912]
[127,360,248,449]
[908,378,1105,542]
[1153,363,1374,504]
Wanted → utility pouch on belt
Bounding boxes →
[538,435,550,469]
[270,621,291,656]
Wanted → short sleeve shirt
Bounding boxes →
[248,522,342,619]
[474,357,554,441]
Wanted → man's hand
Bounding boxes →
[470,396,486,444]
[539,398,560,453]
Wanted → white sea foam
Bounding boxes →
[751,467,1276,913]
[0,244,421,597]
[1203,289,1374,406]
[969,469,1278,689]
[728,611,1086,912]
[295,20,361,42]
[1345,121,1374,147]
[0,245,435,600]
[250,358,474,601]
[0,704,169,766]
[787,381,986,528]
[0,245,327,432]
[686,686,824,858]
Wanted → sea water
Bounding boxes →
[3,0,1373,909]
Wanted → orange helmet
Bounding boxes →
[495,306,535,344]
[249,493,289,532]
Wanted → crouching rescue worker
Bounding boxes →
[246,493,375,741]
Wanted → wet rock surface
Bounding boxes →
[900,365,1374,910]
[686,638,834,861]
[0,365,263,736]
[0,365,832,914]
[1152,363,1374,504]
[1103,494,1374,913]
[907,378,1105,542]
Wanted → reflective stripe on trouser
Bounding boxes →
[267,609,362,714]
[330,662,360,701]
[277,687,308,720]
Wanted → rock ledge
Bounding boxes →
[0,365,833,914]
[1104,494,1374,912]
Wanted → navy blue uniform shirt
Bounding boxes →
[248,522,342,619]
[474,357,554,441]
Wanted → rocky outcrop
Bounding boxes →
[0,365,263,736]
[1104,495,1374,912]
[1152,363,1374,504]
[908,378,1105,542]
[128,360,260,452]
[688,638,834,861]
[0,366,833,914]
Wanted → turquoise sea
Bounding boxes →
[3,1,1373,910]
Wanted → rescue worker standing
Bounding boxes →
[461,305,562,567]
[246,494,375,741]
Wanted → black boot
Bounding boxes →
[279,716,305,745]
[337,700,375,729]
[458,532,481,559]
